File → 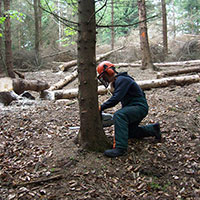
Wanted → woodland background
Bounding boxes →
[0,0,200,74]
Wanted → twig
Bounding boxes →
[13,174,63,187]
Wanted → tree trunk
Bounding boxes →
[157,66,200,78]
[162,0,168,55]
[172,0,176,38]
[4,0,15,78]
[77,0,110,152]
[41,75,200,100]
[34,0,41,66]
[138,0,156,70]
[0,0,3,75]
[0,77,49,94]
[111,0,114,50]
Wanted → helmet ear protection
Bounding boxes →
[103,64,115,76]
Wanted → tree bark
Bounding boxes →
[157,66,200,78]
[3,0,15,78]
[0,91,17,106]
[0,77,49,94]
[59,46,124,71]
[0,0,3,75]
[138,0,156,70]
[162,0,168,55]
[41,75,200,100]
[77,0,110,152]
[111,0,114,50]
[34,0,41,66]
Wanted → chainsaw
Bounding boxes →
[69,112,114,130]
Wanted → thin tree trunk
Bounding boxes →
[0,0,3,75]
[172,0,176,38]
[162,0,168,55]
[4,0,15,78]
[77,0,110,152]
[34,0,41,66]
[138,0,156,70]
[111,0,114,50]
[57,0,62,48]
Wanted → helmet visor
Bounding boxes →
[97,73,109,88]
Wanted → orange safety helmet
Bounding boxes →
[97,61,117,88]
[97,61,115,78]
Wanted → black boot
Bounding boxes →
[153,123,162,141]
[104,148,127,158]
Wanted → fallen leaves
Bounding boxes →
[0,69,200,199]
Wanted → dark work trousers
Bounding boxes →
[113,104,156,149]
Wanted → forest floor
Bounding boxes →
[0,64,200,200]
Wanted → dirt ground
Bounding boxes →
[0,64,200,200]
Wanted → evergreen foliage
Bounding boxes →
[0,0,199,50]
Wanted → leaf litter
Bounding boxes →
[0,66,200,199]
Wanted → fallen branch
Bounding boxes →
[14,70,25,79]
[49,70,78,91]
[59,46,124,71]
[157,66,200,78]
[13,174,63,187]
[41,75,200,100]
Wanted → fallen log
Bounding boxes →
[41,75,200,100]
[52,59,200,91]
[49,70,78,91]
[59,46,124,71]
[0,91,18,106]
[0,77,49,94]
[0,77,49,105]
[157,66,200,78]
[139,74,200,90]
[115,60,200,68]
[41,85,107,100]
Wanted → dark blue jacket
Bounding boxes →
[101,72,148,111]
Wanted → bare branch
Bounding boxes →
[97,15,159,28]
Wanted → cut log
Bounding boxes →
[0,77,50,94]
[49,70,78,91]
[59,46,124,71]
[157,66,200,78]
[58,60,77,72]
[114,60,200,68]
[41,75,200,100]
[0,91,18,106]
[41,85,107,100]
[139,74,200,90]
